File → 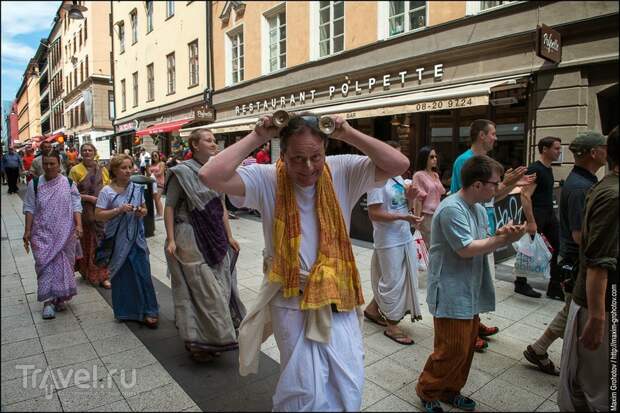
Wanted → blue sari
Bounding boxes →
[99,182,159,321]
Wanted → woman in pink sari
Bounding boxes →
[23,151,83,319]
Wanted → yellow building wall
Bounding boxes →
[17,89,30,141]
[88,1,112,77]
[428,1,466,26]
[113,0,208,120]
[345,2,378,50]
[27,75,41,137]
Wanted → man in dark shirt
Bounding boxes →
[559,126,618,411]
[519,136,562,298]
[523,131,607,375]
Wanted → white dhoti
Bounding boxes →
[270,296,364,412]
[558,300,609,412]
[370,240,422,322]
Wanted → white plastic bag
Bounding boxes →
[512,233,552,279]
[413,230,429,271]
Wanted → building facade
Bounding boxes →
[15,79,30,144]
[206,1,618,174]
[111,0,214,156]
[61,0,114,159]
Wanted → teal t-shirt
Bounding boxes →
[426,193,496,319]
[450,149,496,235]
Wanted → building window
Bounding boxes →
[130,10,138,44]
[188,40,199,87]
[229,30,244,84]
[121,79,126,111]
[166,52,176,94]
[73,34,77,53]
[132,71,138,106]
[318,1,344,57]
[80,62,84,83]
[166,0,174,18]
[79,28,82,48]
[147,63,154,101]
[84,18,87,40]
[267,11,286,72]
[481,0,513,10]
[146,1,154,33]
[118,21,125,53]
[85,55,88,77]
[388,1,426,36]
[108,91,115,120]
[74,68,78,87]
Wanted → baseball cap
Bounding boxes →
[568,131,606,156]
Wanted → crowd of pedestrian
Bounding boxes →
[12,113,616,413]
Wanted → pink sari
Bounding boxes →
[31,176,79,303]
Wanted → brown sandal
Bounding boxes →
[364,310,388,327]
[384,330,414,345]
[523,345,559,376]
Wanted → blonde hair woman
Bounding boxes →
[69,143,112,289]
[94,154,159,328]
[164,129,245,362]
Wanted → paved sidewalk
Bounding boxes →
[2,188,563,411]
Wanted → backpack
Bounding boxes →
[33,176,73,198]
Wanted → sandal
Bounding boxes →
[190,350,215,363]
[474,336,488,352]
[523,345,559,376]
[143,316,159,329]
[441,393,476,411]
[364,310,387,327]
[383,330,414,345]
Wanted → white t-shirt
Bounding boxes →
[139,152,151,168]
[230,155,384,272]
[366,176,413,249]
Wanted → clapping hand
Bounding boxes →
[502,166,528,187]
[496,219,526,242]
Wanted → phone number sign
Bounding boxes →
[343,95,487,120]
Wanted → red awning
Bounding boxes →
[135,118,191,137]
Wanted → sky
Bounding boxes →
[1,1,61,103]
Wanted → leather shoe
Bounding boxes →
[546,281,565,301]
[514,281,542,298]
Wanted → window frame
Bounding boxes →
[146,63,155,101]
[317,1,344,58]
[146,0,154,33]
[166,0,175,19]
[466,0,517,15]
[188,40,199,88]
[166,52,176,95]
[118,21,125,53]
[130,9,138,44]
[226,27,244,85]
[262,6,286,74]
[108,90,115,120]
[132,71,138,107]
[120,79,126,112]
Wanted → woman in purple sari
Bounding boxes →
[164,129,246,362]
[23,151,83,320]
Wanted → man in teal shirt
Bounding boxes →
[417,155,526,412]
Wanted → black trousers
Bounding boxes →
[533,207,561,284]
[5,167,19,194]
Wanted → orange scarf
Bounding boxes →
[269,160,364,311]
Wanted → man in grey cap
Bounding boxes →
[522,130,607,375]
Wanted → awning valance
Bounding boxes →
[201,74,529,134]
[135,118,192,137]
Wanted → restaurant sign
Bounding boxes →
[536,24,562,64]
[235,64,444,116]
